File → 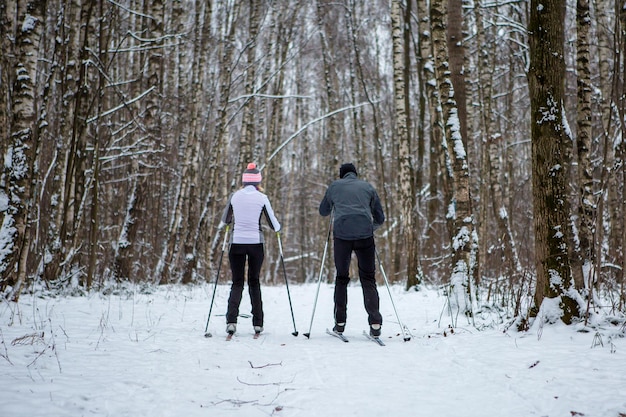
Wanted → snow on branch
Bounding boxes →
[87,86,155,124]
[260,102,373,171]
[228,93,313,103]
[107,0,156,20]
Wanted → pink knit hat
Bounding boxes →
[242,163,262,185]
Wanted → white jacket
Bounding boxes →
[220,185,281,244]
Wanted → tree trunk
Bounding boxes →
[0,1,14,154]
[617,1,626,312]
[447,0,467,147]
[431,0,477,321]
[1,0,47,300]
[418,0,446,275]
[86,0,109,290]
[595,0,613,135]
[392,0,420,288]
[575,0,595,291]
[528,0,579,324]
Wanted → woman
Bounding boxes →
[219,163,281,336]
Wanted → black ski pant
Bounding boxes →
[226,243,265,327]
[333,236,382,326]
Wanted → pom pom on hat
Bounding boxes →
[242,162,262,185]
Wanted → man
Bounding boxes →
[319,162,385,337]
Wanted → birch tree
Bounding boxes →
[616,1,626,310]
[431,0,477,320]
[575,0,595,291]
[0,0,46,300]
[391,0,421,288]
[447,0,467,146]
[417,0,448,272]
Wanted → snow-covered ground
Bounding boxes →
[1,283,625,417]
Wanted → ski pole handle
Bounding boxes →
[276,232,284,256]
[221,225,230,251]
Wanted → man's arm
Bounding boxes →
[319,188,332,216]
[371,190,385,227]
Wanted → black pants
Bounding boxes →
[333,236,382,326]
[226,243,265,327]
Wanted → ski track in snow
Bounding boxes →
[0,283,625,417]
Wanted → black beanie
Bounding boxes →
[339,163,357,178]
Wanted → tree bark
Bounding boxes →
[417,0,446,272]
[431,0,477,320]
[575,0,594,291]
[1,0,47,300]
[392,0,421,288]
[0,1,14,151]
[447,0,467,147]
[528,0,579,324]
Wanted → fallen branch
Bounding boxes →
[11,332,45,346]
[248,360,282,369]
[212,398,257,406]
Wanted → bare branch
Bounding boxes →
[87,86,155,124]
[260,102,374,171]
[229,93,313,103]
[107,0,156,20]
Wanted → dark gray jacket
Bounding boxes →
[319,172,385,240]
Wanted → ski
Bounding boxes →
[363,330,385,346]
[253,332,261,339]
[326,328,349,342]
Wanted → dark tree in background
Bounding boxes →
[528,0,580,324]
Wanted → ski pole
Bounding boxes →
[204,225,229,338]
[304,214,333,339]
[277,232,298,336]
[375,248,412,341]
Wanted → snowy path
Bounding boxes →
[1,284,625,417]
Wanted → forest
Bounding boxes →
[1,0,624,327]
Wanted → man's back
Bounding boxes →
[319,172,384,240]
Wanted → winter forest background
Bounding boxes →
[1,0,625,328]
